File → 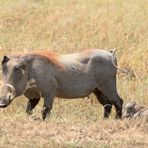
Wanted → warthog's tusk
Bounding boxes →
[5,84,16,99]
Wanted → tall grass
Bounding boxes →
[0,0,148,147]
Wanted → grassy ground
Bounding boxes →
[0,0,148,147]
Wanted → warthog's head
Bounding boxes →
[0,55,29,107]
[123,102,144,118]
[123,102,136,118]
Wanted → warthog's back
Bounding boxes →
[54,49,116,98]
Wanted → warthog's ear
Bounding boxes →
[2,56,9,65]
[133,101,136,106]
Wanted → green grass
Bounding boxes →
[0,0,148,147]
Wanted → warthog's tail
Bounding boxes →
[110,48,133,75]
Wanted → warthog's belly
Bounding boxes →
[56,71,96,98]
[56,85,94,99]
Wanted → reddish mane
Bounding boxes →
[32,51,64,69]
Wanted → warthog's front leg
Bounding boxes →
[24,86,40,116]
[26,97,40,115]
[42,97,54,121]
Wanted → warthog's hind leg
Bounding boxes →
[93,89,112,118]
[114,96,123,119]
[96,77,123,119]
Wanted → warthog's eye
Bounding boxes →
[14,66,21,72]
[14,65,26,75]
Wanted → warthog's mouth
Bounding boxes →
[124,113,134,118]
[0,103,7,108]
[0,97,9,108]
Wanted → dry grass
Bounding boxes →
[0,115,148,148]
[0,0,148,147]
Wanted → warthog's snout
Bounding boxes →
[0,84,16,108]
[124,112,134,118]
[0,96,11,108]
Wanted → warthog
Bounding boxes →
[123,102,148,118]
[0,49,123,120]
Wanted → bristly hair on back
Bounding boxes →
[30,50,64,69]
